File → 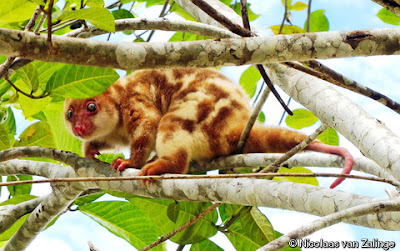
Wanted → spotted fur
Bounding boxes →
[64,68,353,188]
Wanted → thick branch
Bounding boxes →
[2,27,400,70]
[3,186,82,250]
[0,197,45,234]
[371,0,400,16]
[260,196,400,251]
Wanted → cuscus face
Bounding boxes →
[64,96,118,141]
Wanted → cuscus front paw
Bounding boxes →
[111,157,131,171]
[138,160,167,186]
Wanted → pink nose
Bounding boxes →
[73,125,86,136]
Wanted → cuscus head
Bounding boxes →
[64,96,119,141]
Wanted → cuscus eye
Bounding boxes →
[66,109,73,120]
[87,102,97,112]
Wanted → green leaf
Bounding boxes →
[0,0,37,27]
[43,108,82,155]
[0,124,10,150]
[32,0,46,5]
[240,66,261,98]
[129,197,218,245]
[170,4,197,21]
[2,107,16,144]
[7,175,33,196]
[0,215,29,242]
[112,9,135,20]
[273,167,319,186]
[281,0,292,7]
[289,2,307,11]
[223,213,263,250]
[16,64,39,93]
[190,239,223,251]
[73,192,105,207]
[317,127,339,146]
[14,121,56,148]
[167,201,180,223]
[240,207,275,245]
[0,194,38,206]
[232,3,259,21]
[79,201,164,250]
[285,108,319,129]
[33,61,64,92]
[270,24,305,35]
[46,65,119,98]
[169,32,203,42]
[305,9,329,32]
[377,8,400,25]
[257,111,265,123]
[97,153,125,163]
[86,0,104,7]
[19,95,52,119]
[58,7,115,32]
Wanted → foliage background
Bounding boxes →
[1,0,400,250]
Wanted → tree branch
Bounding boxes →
[259,196,400,251]
[2,27,400,70]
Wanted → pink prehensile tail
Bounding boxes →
[306,142,354,189]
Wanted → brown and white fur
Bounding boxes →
[64,69,353,188]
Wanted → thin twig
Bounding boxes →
[306,0,312,32]
[0,172,396,187]
[4,77,50,99]
[235,76,270,153]
[240,0,250,30]
[191,0,252,37]
[259,124,329,173]
[146,0,171,42]
[139,202,220,251]
[279,0,289,34]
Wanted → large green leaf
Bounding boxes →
[16,63,39,93]
[190,239,223,251]
[270,25,305,35]
[0,194,38,206]
[73,192,105,207]
[232,3,259,21]
[46,65,119,98]
[273,167,319,186]
[240,207,275,245]
[240,66,261,98]
[289,1,307,11]
[129,197,218,245]
[19,95,52,119]
[219,204,275,250]
[1,107,16,143]
[317,128,339,146]
[43,108,82,155]
[33,61,64,91]
[112,9,135,20]
[14,121,56,148]
[58,7,115,32]
[0,124,10,150]
[0,215,29,242]
[79,201,163,250]
[285,108,319,129]
[377,8,400,25]
[170,4,197,21]
[0,0,37,27]
[222,212,263,250]
[305,9,329,32]
[7,175,33,197]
